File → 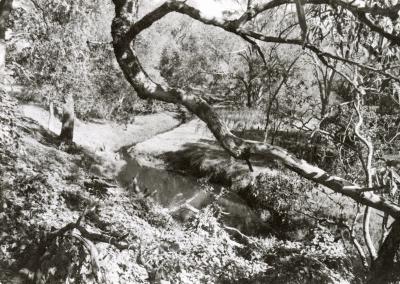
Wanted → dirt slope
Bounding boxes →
[1,99,271,283]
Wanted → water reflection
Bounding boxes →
[117,148,270,235]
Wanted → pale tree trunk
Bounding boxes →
[354,95,378,261]
[0,0,12,86]
[110,0,400,218]
[47,96,54,130]
[109,1,400,283]
[59,93,74,143]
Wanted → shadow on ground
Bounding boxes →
[161,138,278,186]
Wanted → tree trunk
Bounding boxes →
[367,219,400,284]
[110,0,400,219]
[246,92,252,108]
[320,98,328,117]
[0,0,13,85]
[48,101,54,130]
[59,93,74,143]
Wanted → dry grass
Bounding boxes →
[218,108,265,131]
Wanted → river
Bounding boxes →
[117,146,270,235]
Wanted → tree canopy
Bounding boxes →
[3,0,400,282]
[110,0,400,281]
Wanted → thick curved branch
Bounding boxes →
[111,0,400,219]
[120,1,400,83]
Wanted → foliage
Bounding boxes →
[5,0,400,281]
[239,171,350,239]
[0,95,272,283]
[9,0,154,121]
[249,227,353,284]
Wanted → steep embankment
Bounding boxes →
[19,104,182,180]
[0,100,354,283]
[129,115,360,246]
[19,104,180,152]
[1,101,272,283]
[131,119,278,189]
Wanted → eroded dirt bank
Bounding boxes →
[20,104,272,190]
[1,100,353,283]
[1,102,272,283]
[19,104,181,152]
[129,119,277,190]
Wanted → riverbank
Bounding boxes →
[19,104,181,152]
[130,119,278,190]
[19,104,272,236]
[127,115,366,244]
[19,104,356,233]
[21,103,273,194]
[19,104,183,180]
[1,101,276,283]
[0,100,354,283]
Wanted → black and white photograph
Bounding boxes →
[1,0,400,283]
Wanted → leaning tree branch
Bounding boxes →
[111,0,400,219]
[120,1,400,84]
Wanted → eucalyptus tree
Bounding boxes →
[10,0,137,142]
[110,0,400,282]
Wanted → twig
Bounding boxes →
[76,226,135,251]
[71,232,105,284]
[239,35,267,66]
[223,225,250,245]
[48,209,136,251]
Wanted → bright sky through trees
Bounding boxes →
[148,0,243,17]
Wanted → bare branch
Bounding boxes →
[239,34,267,65]
[236,0,400,24]
[294,0,308,44]
[111,0,400,219]
[118,1,400,83]
[354,93,378,261]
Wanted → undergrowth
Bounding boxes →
[0,92,354,283]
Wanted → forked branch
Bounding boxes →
[110,0,400,219]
